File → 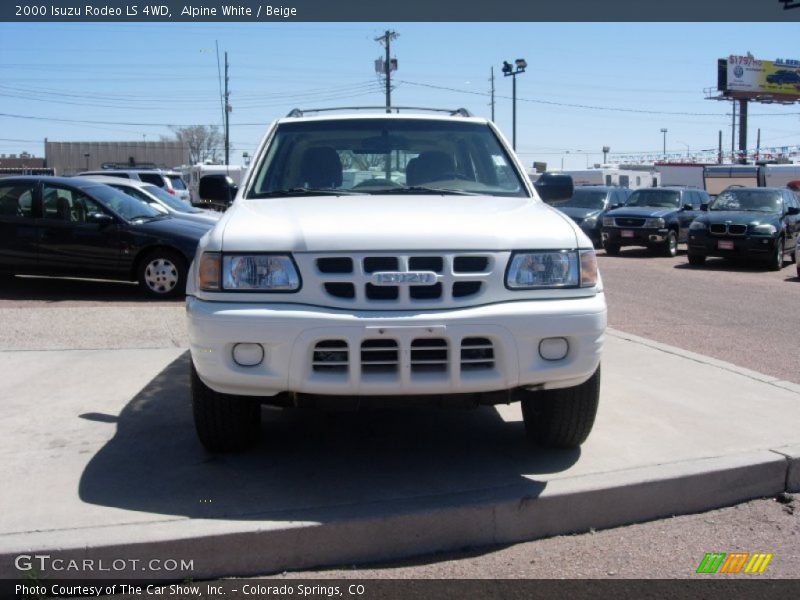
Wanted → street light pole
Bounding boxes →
[660,128,668,159]
[502,58,527,151]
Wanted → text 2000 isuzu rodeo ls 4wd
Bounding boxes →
[186,108,606,452]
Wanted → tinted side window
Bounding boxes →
[0,183,36,219]
[138,173,166,187]
[42,185,102,223]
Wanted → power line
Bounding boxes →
[399,79,800,118]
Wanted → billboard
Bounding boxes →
[720,54,800,98]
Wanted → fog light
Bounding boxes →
[539,337,569,361]
[232,343,264,367]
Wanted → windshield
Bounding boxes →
[142,184,202,212]
[166,174,187,190]
[560,190,609,210]
[710,189,783,213]
[248,118,527,198]
[626,190,680,208]
[87,184,163,220]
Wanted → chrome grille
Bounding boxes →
[709,223,747,236]
[614,217,646,228]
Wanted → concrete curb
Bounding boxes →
[771,444,800,493]
[0,449,789,580]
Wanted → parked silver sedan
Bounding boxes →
[82,176,221,225]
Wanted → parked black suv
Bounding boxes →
[0,176,212,297]
[686,187,799,270]
[554,186,632,247]
[601,187,710,256]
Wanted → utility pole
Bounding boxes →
[731,100,736,163]
[224,52,230,165]
[756,128,761,163]
[718,130,723,164]
[738,99,748,163]
[375,30,397,113]
[489,67,495,121]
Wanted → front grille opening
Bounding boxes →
[729,224,747,235]
[312,340,349,373]
[364,256,398,273]
[366,284,399,300]
[409,256,444,272]
[453,256,489,273]
[461,337,494,371]
[410,282,442,300]
[317,257,353,273]
[324,282,355,299]
[411,338,448,373]
[616,218,645,227]
[709,224,727,235]
[452,281,482,298]
[361,339,399,374]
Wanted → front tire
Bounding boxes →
[519,366,601,449]
[138,249,187,298]
[768,238,785,271]
[191,362,261,452]
[662,230,678,257]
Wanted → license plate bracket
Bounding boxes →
[718,240,734,250]
[621,230,634,238]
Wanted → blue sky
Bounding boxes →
[1,22,799,170]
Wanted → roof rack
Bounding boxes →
[285,106,473,118]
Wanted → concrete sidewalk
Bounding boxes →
[0,329,798,580]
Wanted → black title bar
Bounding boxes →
[3,0,800,22]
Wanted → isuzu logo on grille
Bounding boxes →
[372,271,438,286]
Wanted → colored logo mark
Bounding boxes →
[696,552,773,574]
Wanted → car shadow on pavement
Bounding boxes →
[600,248,684,259]
[673,257,786,273]
[0,275,182,303]
[78,352,579,522]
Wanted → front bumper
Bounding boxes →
[687,233,776,258]
[187,295,606,397]
[602,227,668,247]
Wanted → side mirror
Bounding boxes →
[787,206,800,216]
[700,203,709,211]
[199,174,238,206]
[534,173,574,203]
[87,212,114,226]
[610,203,622,210]
[682,203,694,211]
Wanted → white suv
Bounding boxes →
[186,109,606,452]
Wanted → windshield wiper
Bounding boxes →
[250,187,361,198]
[369,186,481,196]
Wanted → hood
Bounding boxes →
[216,195,580,252]
[132,215,213,239]
[171,211,222,225]
[696,210,780,226]
[605,206,678,219]
[558,206,602,220]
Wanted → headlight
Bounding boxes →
[222,254,300,291]
[689,221,707,230]
[582,216,597,226]
[507,250,597,289]
[199,252,300,291]
[643,217,665,228]
[750,224,777,235]
[602,217,614,227]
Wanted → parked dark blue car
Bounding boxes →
[0,176,213,297]
[554,186,632,247]
[601,187,710,257]
[687,187,800,270]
